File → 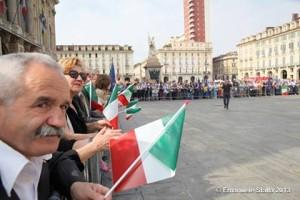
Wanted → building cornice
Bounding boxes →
[237,14,300,46]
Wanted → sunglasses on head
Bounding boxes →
[66,70,87,81]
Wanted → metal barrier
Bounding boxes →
[84,152,102,183]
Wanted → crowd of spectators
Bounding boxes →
[129,78,299,101]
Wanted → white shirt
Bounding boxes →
[0,140,51,200]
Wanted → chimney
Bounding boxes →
[266,27,274,31]
[292,13,299,21]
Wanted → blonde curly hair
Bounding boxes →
[58,57,84,74]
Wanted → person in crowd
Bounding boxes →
[59,57,122,175]
[124,77,131,88]
[59,58,108,133]
[222,79,232,109]
[95,74,111,106]
[0,53,112,200]
[81,69,104,118]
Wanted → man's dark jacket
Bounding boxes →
[0,150,85,200]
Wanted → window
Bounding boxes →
[290,56,294,65]
[281,44,286,53]
[256,50,260,58]
[268,48,272,56]
[289,42,294,51]
[274,46,278,55]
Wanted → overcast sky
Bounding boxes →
[55,0,300,62]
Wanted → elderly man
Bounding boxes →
[0,53,111,200]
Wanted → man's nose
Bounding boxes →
[47,107,66,128]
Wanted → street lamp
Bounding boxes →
[204,52,209,80]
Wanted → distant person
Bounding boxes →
[222,80,232,109]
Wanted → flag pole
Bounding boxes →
[89,80,92,116]
[104,103,186,198]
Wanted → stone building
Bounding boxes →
[213,51,238,80]
[134,36,212,82]
[0,0,58,57]
[56,44,134,78]
[157,36,212,82]
[237,13,300,80]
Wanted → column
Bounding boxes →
[25,0,33,34]
[7,0,18,24]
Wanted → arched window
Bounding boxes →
[282,70,287,79]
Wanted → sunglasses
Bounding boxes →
[66,70,87,81]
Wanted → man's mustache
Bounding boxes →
[35,124,64,138]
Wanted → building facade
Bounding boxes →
[0,0,58,57]
[134,36,212,82]
[183,0,209,42]
[213,51,238,80]
[237,13,300,81]
[56,45,134,77]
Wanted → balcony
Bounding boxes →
[0,18,41,48]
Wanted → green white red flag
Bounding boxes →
[126,99,139,108]
[118,84,134,106]
[108,104,186,194]
[103,85,119,129]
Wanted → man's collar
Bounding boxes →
[0,141,29,196]
[0,140,51,197]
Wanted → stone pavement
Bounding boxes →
[105,96,300,200]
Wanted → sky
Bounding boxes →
[55,0,300,63]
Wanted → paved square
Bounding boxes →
[112,96,300,200]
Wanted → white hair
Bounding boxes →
[0,53,63,105]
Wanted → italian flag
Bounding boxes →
[124,99,140,120]
[125,105,141,115]
[109,104,186,193]
[103,85,119,129]
[127,99,139,108]
[124,105,141,120]
[83,81,104,111]
[118,84,134,106]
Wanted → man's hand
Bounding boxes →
[91,127,122,151]
[70,182,112,200]
[96,119,112,129]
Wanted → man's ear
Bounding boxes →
[0,104,4,130]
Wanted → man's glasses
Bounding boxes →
[66,70,87,81]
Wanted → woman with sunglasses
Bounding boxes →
[57,57,122,162]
